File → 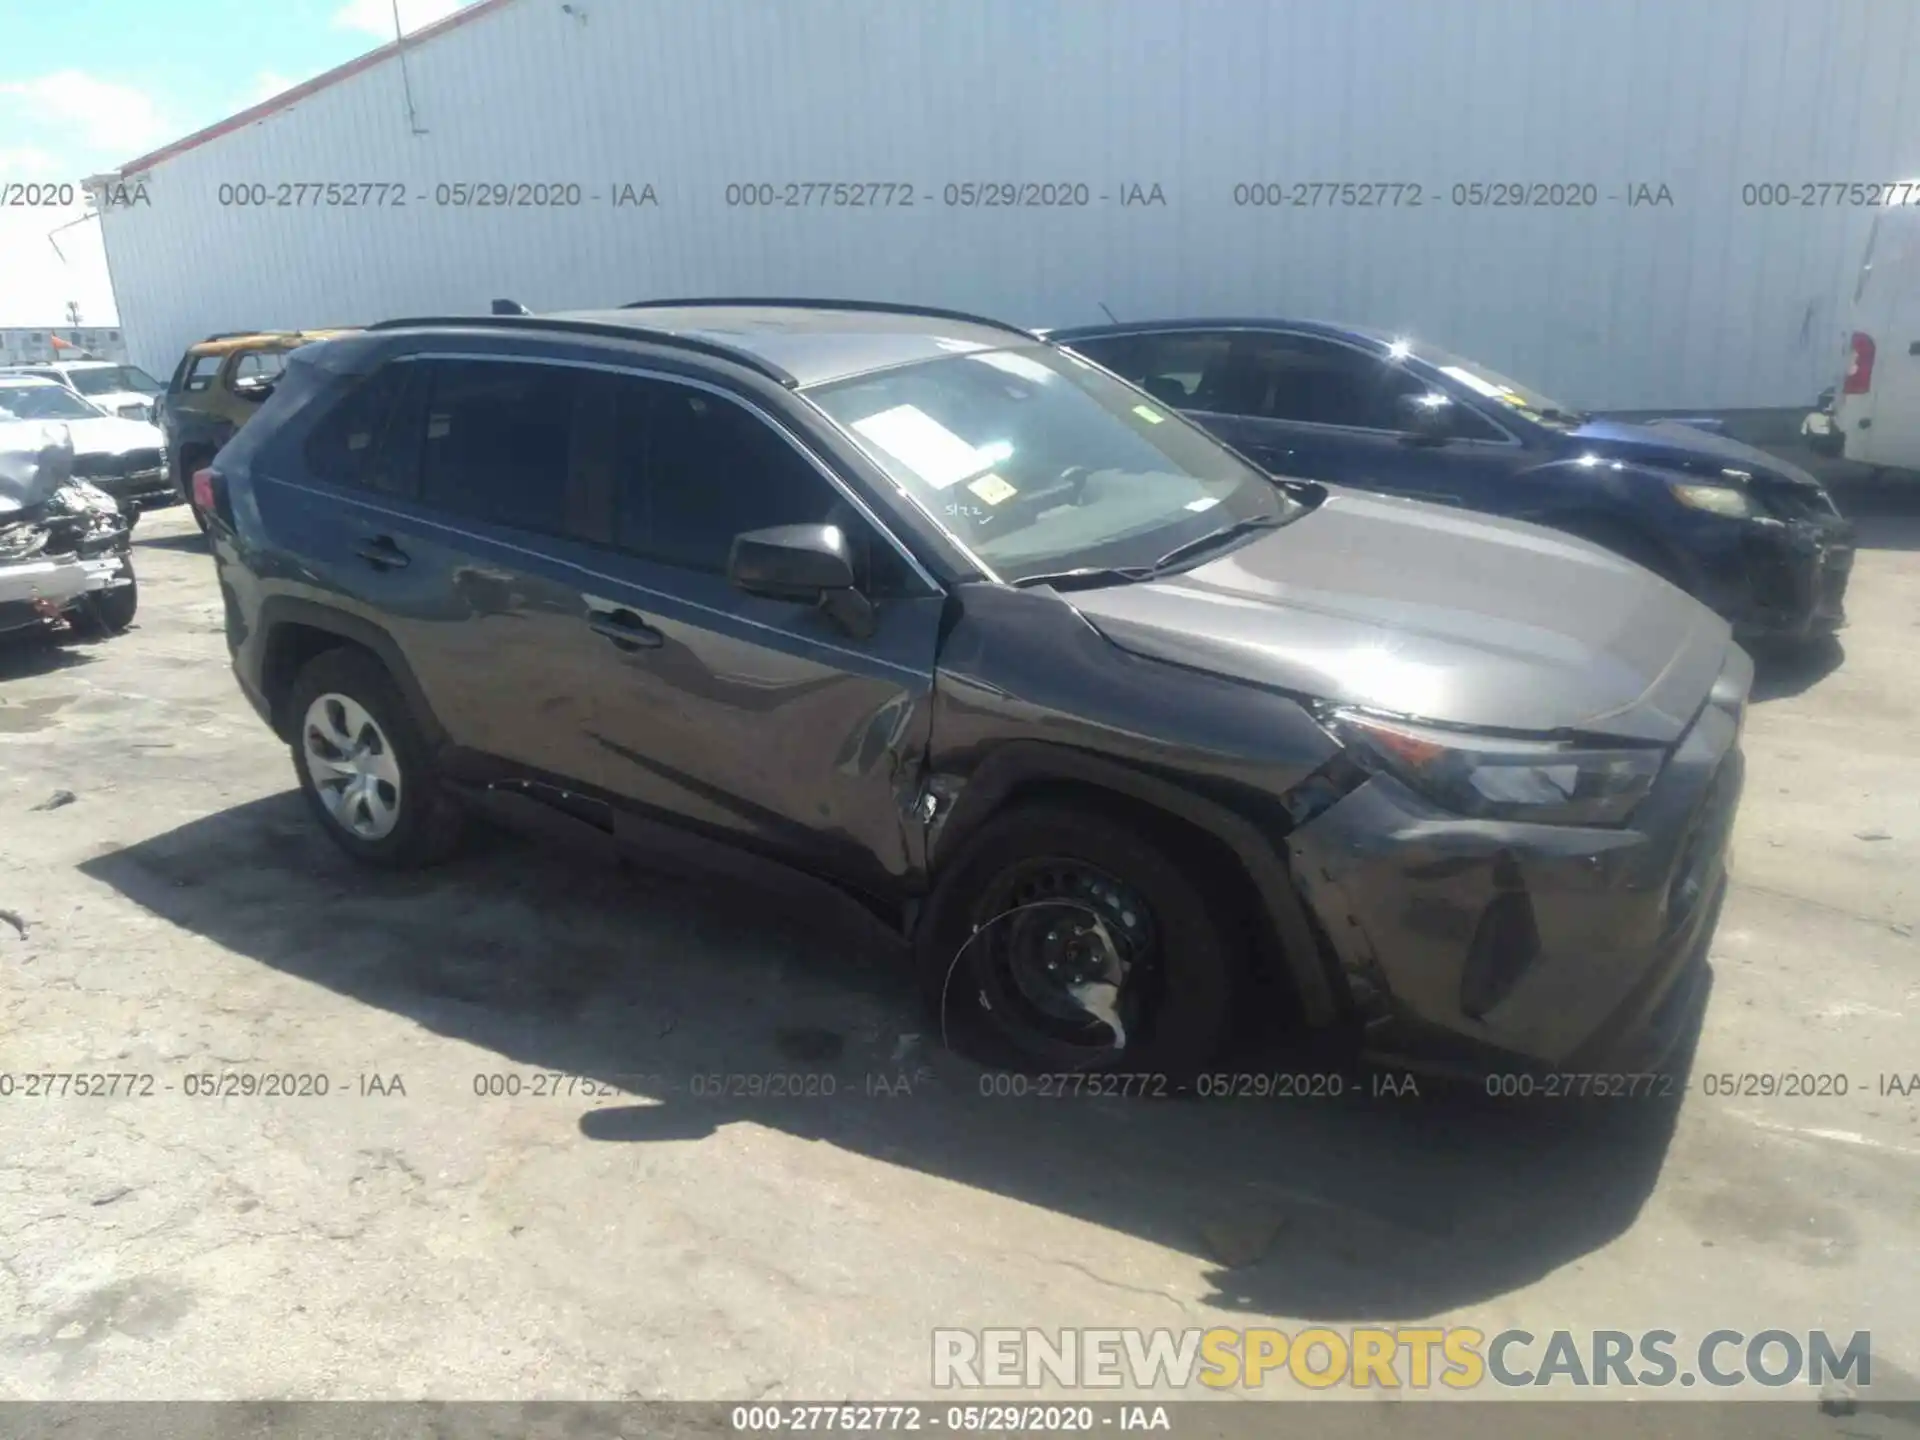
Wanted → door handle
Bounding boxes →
[354,535,409,570]
[587,608,664,651]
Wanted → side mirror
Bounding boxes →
[233,375,275,402]
[729,523,875,638]
[1395,391,1456,444]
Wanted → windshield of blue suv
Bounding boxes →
[805,343,1299,582]
[1412,344,1586,426]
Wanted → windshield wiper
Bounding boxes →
[1142,512,1291,574]
[1009,564,1157,591]
[1008,507,1296,592]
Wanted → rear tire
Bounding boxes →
[917,802,1240,1078]
[285,647,464,869]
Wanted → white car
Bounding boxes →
[0,375,172,515]
[1,359,165,424]
[1826,194,1920,475]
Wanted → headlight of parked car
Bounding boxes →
[1669,482,1756,518]
[1322,708,1666,825]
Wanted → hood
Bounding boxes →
[1569,418,1829,490]
[1065,488,1732,744]
[64,413,165,455]
[0,420,77,516]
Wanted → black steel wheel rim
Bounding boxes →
[967,856,1158,1058]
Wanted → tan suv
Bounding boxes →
[158,330,355,525]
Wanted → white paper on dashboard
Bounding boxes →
[850,405,990,490]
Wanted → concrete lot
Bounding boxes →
[1,469,1916,1408]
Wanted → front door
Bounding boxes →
[548,371,945,893]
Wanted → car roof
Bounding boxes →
[1045,317,1396,347]
[191,330,356,356]
[368,301,1039,389]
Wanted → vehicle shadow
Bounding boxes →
[79,792,1699,1322]
[1748,637,1846,704]
[134,528,210,553]
[0,631,99,681]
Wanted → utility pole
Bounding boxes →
[65,301,82,327]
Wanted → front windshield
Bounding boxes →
[806,343,1293,582]
[0,382,101,421]
[1414,345,1584,425]
[69,365,161,396]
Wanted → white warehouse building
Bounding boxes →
[89,0,1920,412]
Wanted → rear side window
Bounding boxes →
[303,364,421,496]
[418,359,589,536]
[182,354,223,392]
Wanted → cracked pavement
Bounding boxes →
[0,484,1916,1405]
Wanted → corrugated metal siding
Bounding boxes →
[99,0,1920,409]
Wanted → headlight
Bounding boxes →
[1323,708,1666,825]
[1669,482,1755,518]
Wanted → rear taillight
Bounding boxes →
[1843,332,1876,395]
[190,467,217,511]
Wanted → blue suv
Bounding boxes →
[1050,320,1855,645]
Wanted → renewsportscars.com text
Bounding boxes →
[931,1326,1872,1392]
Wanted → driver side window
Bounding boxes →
[600,375,918,596]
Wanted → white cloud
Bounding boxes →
[331,0,464,38]
[0,71,168,156]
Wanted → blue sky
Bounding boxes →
[0,0,475,327]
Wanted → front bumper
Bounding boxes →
[1689,516,1854,641]
[0,551,130,633]
[1287,646,1749,1077]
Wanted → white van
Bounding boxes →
[1825,195,1920,473]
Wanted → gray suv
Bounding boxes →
[197,299,1747,1082]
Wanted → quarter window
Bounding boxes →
[303,365,420,497]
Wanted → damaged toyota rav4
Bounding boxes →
[203,300,1747,1080]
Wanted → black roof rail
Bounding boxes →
[619,296,1040,341]
[360,313,798,386]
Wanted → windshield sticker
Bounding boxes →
[968,473,1018,506]
[1438,365,1506,399]
[849,404,991,489]
[1132,404,1166,424]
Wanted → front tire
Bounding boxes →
[286,647,464,868]
[65,557,138,637]
[916,803,1240,1077]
